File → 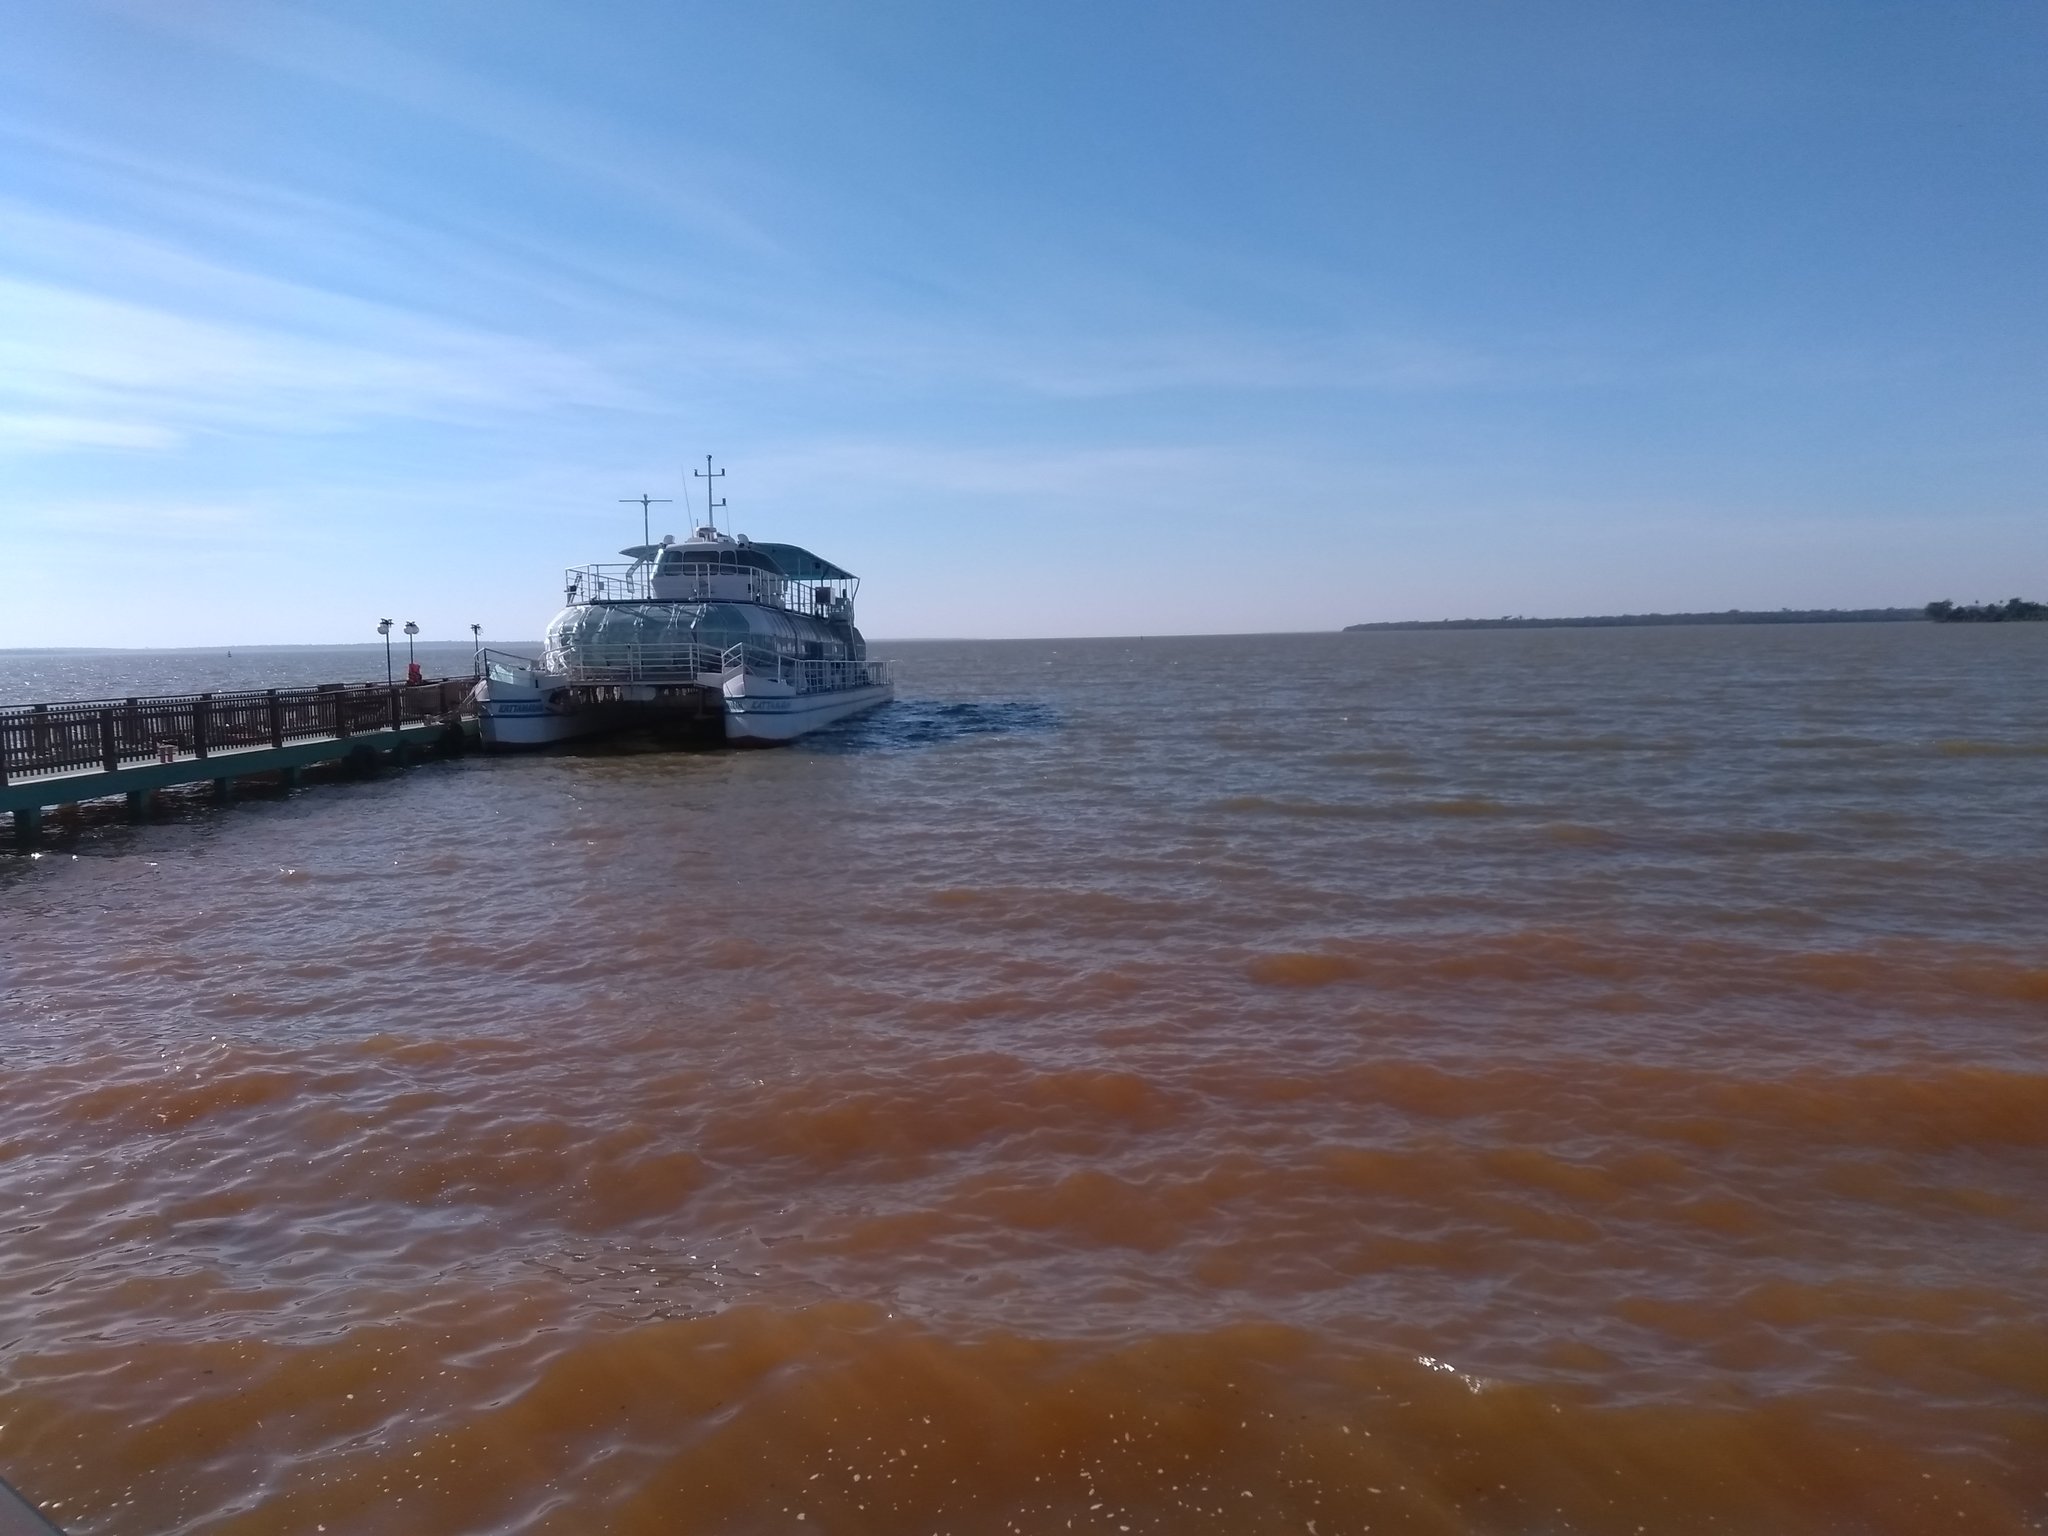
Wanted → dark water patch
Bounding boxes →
[1931,738,2048,758]
[1234,931,2048,1015]
[552,729,723,757]
[1314,748,1417,768]
[1477,732,1683,754]
[1213,794,1375,819]
[801,698,1061,754]
[1213,792,1522,822]
[1418,795,1511,816]
[1776,734,1888,750]
[1539,820,1626,847]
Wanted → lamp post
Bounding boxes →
[403,621,419,677]
[470,623,483,680]
[377,619,397,733]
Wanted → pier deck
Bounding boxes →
[1,678,475,847]
[0,1477,62,1535]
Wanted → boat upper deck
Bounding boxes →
[563,527,858,620]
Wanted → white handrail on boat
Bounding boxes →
[496,643,887,696]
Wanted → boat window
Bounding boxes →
[669,548,780,573]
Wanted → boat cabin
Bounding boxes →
[604,527,859,620]
[648,528,786,604]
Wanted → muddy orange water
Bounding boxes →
[3,626,2047,1535]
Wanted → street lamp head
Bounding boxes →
[402,621,419,638]
[377,619,393,636]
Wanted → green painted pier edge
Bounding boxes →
[1,678,477,851]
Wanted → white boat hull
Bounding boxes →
[477,700,620,747]
[723,682,894,743]
[479,683,891,748]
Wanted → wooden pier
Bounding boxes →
[0,678,477,849]
[0,1475,63,1535]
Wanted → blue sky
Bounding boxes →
[2,0,2042,644]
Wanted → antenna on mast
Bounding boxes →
[620,492,672,548]
[694,455,727,532]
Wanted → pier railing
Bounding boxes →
[0,679,474,786]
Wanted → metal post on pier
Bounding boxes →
[267,690,284,749]
[192,694,211,760]
[99,708,117,773]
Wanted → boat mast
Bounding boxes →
[619,492,672,548]
[695,455,726,532]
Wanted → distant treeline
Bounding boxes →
[1925,599,2048,623]
[1343,608,1923,632]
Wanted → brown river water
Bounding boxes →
[2,626,2046,1535]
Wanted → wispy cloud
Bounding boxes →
[0,113,663,324]
[884,326,1520,398]
[0,413,180,452]
[18,496,264,535]
[0,202,655,453]
[95,0,784,258]
[751,438,1235,505]
[0,100,1568,444]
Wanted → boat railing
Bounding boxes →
[718,645,890,695]
[510,640,886,695]
[562,564,653,603]
[559,563,850,615]
[480,649,548,687]
[561,563,787,606]
[661,568,788,605]
[532,642,728,686]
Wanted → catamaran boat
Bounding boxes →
[477,477,892,747]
